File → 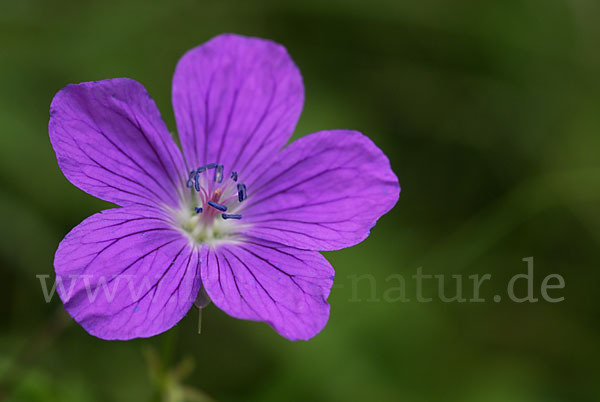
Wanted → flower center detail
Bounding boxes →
[175,163,248,245]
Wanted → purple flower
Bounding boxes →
[49,34,400,341]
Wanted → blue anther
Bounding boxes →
[197,166,206,173]
[195,207,203,214]
[214,164,224,183]
[186,170,195,188]
[237,183,247,202]
[208,201,227,212]
[205,163,217,169]
[231,171,238,182]
[193,171,201,192]
[222,213,242,220]
[193,171,203,192]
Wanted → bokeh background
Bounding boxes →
[1,0,599,401]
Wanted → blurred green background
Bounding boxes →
[1,0,599,401]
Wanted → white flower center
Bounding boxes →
[171,164,248,245]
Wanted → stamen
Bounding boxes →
[208,201,227,212]
[182,165,249,232]
[186,170,196,188]
[237,183,247,202]
[193,171,200,192]
[222,214,242,220]
[214,164,224,183]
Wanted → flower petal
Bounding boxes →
[49,79,186,208]
[200,240,333,340]
[241,130,400,250]
[54,207,201,340]
[172,34,304,175]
